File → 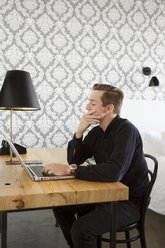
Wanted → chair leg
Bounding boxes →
[125,231,131,248]
[97,235,102,248]
[140,228,146,248]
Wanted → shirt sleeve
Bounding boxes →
[67,131,94,165]
[74,123,140,182]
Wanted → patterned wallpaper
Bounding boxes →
[0,0,165,148]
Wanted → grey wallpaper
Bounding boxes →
[0,0,165,147]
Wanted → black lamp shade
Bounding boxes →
[149,76,159,87]
[0,70,40,110]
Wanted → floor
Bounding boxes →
[2,208,165,248]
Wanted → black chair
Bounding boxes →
[97,154,158,248]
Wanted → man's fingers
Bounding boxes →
[42,166,47,173]
[86,117,101,125]
[86,115,101,122]
[88,115,101,119]
[87,110,96,115]
[42,168,48,175]
[47,169,55,176]
[42,164,51,174]
[42,167,55,176]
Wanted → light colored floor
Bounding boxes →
[2,208,165,248]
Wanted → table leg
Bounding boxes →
[0,211,1,233]
[110,202,117,248]
[1,211,7,248]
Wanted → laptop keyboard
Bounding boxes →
[29,165,74,179]
[30,165,45,177]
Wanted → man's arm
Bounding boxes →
[42,110,101,176]
[74,124,139,182]
[67,110,101,164]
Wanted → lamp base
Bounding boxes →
[5,160,42,165]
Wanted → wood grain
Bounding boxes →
[0,148,128,211]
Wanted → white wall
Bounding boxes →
[121,99,165,133]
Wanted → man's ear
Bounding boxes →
[106,104,114,113]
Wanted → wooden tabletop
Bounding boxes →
[0,148,128,211]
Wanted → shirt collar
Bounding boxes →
[103,114,120,136]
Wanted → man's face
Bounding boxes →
[86,90,106,117]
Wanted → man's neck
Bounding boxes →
[100,114,117,132]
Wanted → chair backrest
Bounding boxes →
[140,154,158,225]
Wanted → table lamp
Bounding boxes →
[0,70,40,164]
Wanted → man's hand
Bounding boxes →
[76,110,101,138]
[42,163,71,176]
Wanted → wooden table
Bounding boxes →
[0,148,128,248]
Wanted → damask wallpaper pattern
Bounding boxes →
[0,0,165,147]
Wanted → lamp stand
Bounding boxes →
[10,108,13,161]
[6,109,23,165]
[5,109,15,165]
[5,110,42,165]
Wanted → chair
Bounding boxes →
[97,154,158,248]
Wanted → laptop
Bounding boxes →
[7,139,75,181]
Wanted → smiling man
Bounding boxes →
[43,84,149,248]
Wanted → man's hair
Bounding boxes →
[93,84,124,114]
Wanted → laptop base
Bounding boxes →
[5,160,42,165]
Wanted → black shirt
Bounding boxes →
[67,115,149,199]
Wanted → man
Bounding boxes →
[42,84,149,248]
